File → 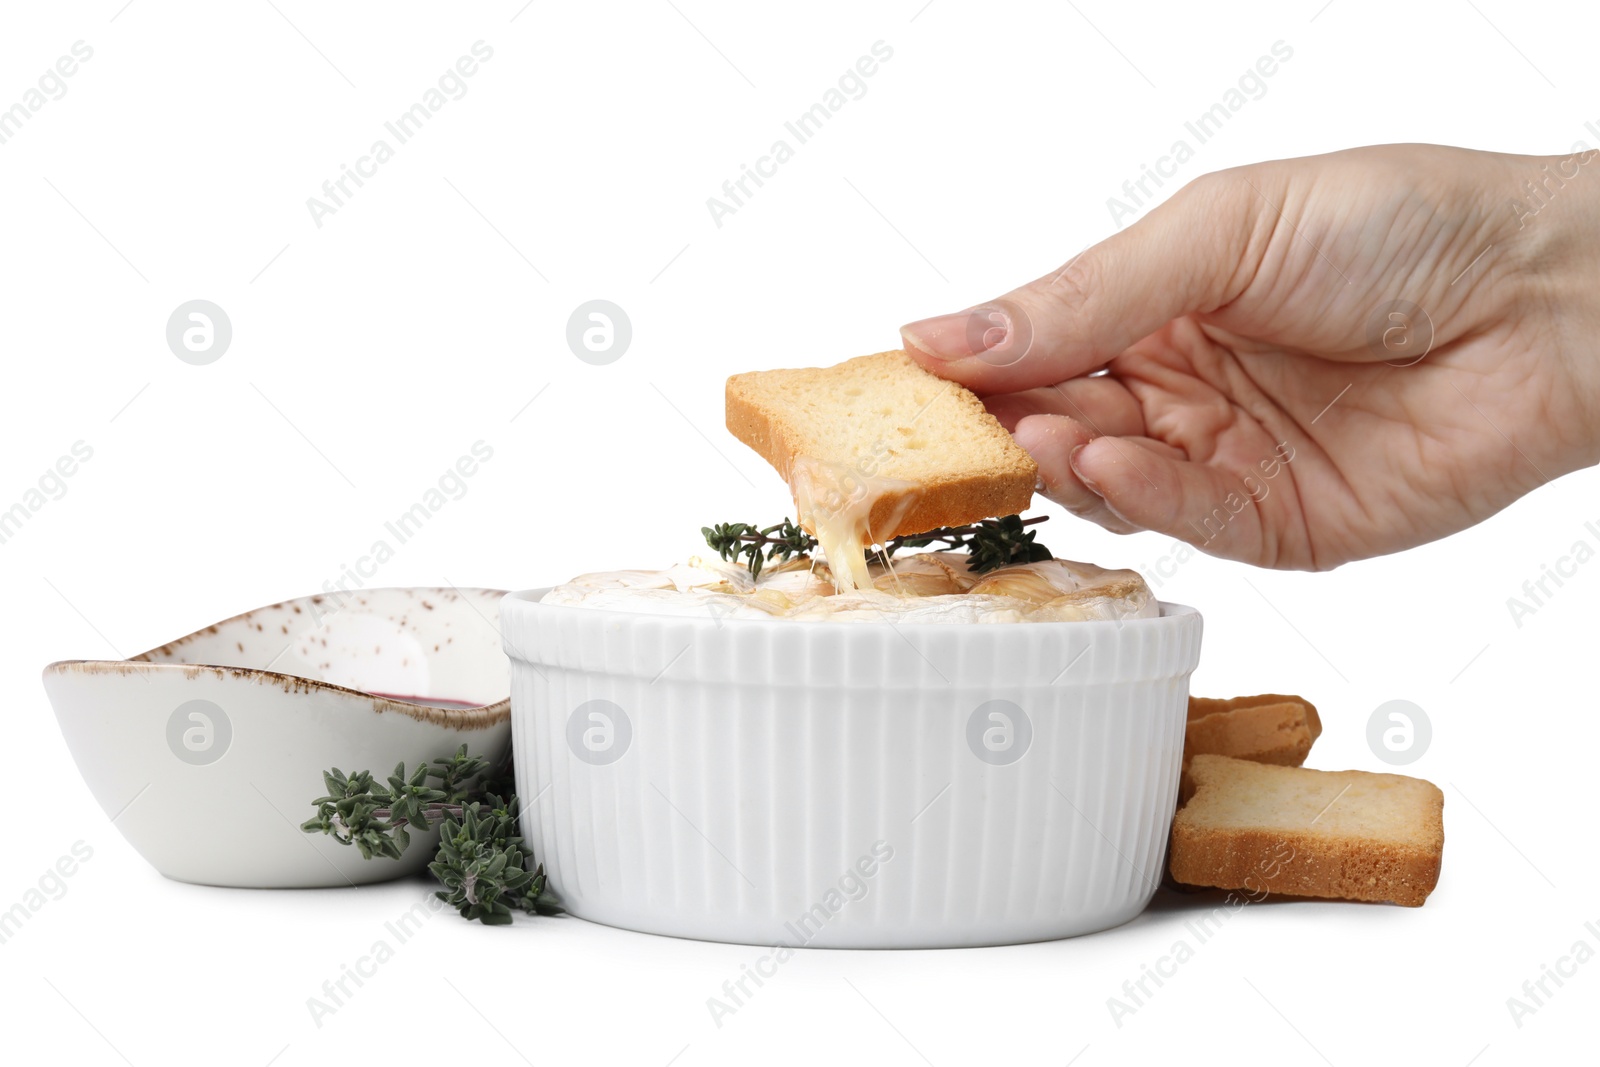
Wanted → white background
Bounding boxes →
[4,1,1597,1064]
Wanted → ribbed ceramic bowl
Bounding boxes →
[44,587,512,889]
[502,589,1202,948]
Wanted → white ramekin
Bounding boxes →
[501,589,1201,948]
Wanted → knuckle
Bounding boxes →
[1038,249,1099,317]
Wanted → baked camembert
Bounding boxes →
[542,551,1156,624]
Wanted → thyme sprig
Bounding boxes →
[302,745,553,924]
[703,513,1053,580]
[430,796,551,926]
[700,519,815,579]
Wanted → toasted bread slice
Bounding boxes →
[725,350,1035,541]
[1170,755,1444,907]
[1184,693,1323,767]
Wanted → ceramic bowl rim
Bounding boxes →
[42,585,512,729]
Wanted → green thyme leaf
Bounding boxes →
[702,514,1052,579]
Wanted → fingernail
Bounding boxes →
[900,307,1010,361]
[1069,444,1102,493]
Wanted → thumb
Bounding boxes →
[900,171,1262,394]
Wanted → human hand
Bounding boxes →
[900,143,1600,569]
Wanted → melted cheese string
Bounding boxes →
[790,456,919,594]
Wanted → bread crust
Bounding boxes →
[725,351,1036,539]
[1184,694,1323,767]
[1168,825,1443,907]
[1187,692,1321,723]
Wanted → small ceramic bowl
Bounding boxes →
[501,589,1202,949]
[43,587,512,888]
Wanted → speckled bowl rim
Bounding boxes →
[42,586,511,730]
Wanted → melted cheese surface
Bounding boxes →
[540,551,1159,624]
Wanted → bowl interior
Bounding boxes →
[136,586,508,707]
